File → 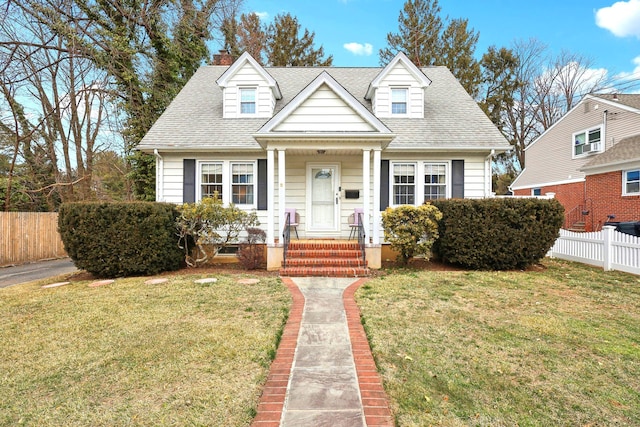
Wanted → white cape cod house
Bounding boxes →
[137,51,510,271]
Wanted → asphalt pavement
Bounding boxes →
[0,258,78,288]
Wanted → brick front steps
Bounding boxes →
[280,241,370,277]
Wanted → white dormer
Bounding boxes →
[365,52,431,119]
[216,52,282,118]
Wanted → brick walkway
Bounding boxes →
[251,277,393,426]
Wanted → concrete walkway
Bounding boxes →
[252,277,393,427]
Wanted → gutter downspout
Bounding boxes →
[154,149,163,202]
[486,149,495,197]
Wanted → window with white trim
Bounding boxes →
[573,127,601,156]
[201,163,223,199]
[532,188,542,196]
[391,88,407,115]
[624,170,640,195]
[231,163,254,204]
[240,88,256,114]
[199,161,256,206]
[393,163,415,204]
[424,163,447,201]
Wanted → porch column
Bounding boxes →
[362,149,371,243]
[372,149,381,244]
[278,149,286,243]
[266,149,275,245]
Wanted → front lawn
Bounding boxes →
[0,273,290,426]
[357,259,640,426]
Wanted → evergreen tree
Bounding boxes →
[439,18,481,98]
[379,0,443,67]
[265,13,332,66]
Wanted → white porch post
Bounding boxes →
[266,149,275,245]
[278,149,286,243]
[362,149,371,243]
[372,149,381,244]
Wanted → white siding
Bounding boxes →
[222,62,275,118]
[514,101,640,189]
[373,63,425,118]
[274,85,375,132]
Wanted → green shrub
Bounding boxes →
[382,204,442,264]
[58,202,183,278]
[432,198,564,270]
[176,197,259,267]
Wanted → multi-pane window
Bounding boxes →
[424,163,447,201]
[201,163,223,199]
[391,88,407,114]
[199,161,256,206]
[574,127,601,156]
[624,170,640,195]
[231,163,254,204]
[393,163,415,204]
[240,88,256,114]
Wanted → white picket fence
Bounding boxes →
[548,226,640,275]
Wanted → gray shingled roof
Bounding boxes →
[137,65,510,152]
[594,94,640,110]
[581,133,640,171]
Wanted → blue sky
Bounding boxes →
[243,0,640,91]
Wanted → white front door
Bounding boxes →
[307,163,340,233]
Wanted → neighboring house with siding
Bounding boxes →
[137,51,510,270]
[511,94,640,231]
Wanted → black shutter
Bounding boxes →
[183,159,196,203]
[452,160,464,199]
[380,160,389,210]
[257,159,267,210]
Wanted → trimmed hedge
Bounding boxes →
[431,198,564,270]
[58,202,183,278]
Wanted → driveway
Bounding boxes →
[0,258,78,288]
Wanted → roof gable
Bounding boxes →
[216,52,282,99]
[365,52,431,99]
[525,93,640,153]
[258,71,391,134]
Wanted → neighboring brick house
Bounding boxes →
[511,94,640,231]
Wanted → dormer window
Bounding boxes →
[574,127,602,157]
[240,88,256,114]
[391,88,408,115]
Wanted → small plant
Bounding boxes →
[237,227,266,270]
[381,203,442,264]
[176,197,259,267]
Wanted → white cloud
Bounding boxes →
[595,0,640,38]
[343,42,373,56]
[254,11,269,20]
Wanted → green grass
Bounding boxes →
[356,259,640,426]
[0,273,290,426]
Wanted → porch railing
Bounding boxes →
[282,212,291,268]
[357,211,366,266]
[564,199,593,231]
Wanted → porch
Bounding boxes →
[260,146,386,272]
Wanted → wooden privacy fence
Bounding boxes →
[548,226,640,275]
[0,212,67,266]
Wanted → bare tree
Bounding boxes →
[0,2,119,209]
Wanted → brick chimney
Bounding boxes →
[212,49,234,66]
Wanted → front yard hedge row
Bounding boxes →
[58,202,183,278]
[431,198,565,270]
